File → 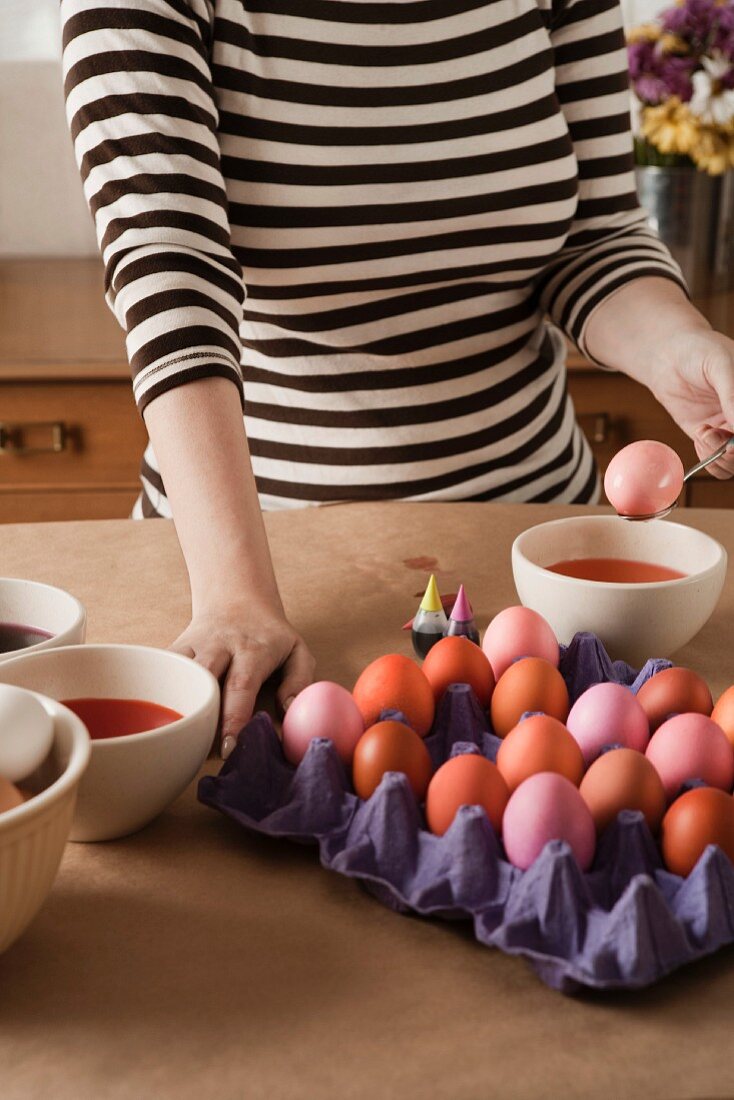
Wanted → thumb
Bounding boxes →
[276,640,316,717]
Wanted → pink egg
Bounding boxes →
[604,440,684,517]
[282,681,365,766]
[482,606,559,681]
[566,682,649,765]
[502,772,596,871]
[645,713,734,801]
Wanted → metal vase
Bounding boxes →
[635,165,734,296]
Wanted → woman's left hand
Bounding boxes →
[646,328,734,478]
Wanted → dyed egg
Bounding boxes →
[660,786,734,877]
[635,666,712,732]
[645,712,734,801]
[482,606,559,681]
[604,440,684,517]
[352,719,433,801]
[566,682,649,765]
[490,657,569,738]
[425,753,509,836]
[353,654,435,737]
[496,714,584,792]
[0,684,54,782]
[712,685,734,750]
[0,775,24,815]
[579,748,666,833]
[282,681,364,766]
[422,636,494,707]
[502,772,596,871]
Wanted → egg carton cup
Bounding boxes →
[198,632,734,994]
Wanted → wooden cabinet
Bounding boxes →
[1,259,732,522]
[0,260,147,523]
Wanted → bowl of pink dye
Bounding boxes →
[0,578,86,663]
[512,516,726,665]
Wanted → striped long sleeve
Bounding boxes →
[535,0,687,357]
[61,0,245,412]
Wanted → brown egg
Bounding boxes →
[579,748,666,834]
[352,719,433,801]
[490,657,569,738]
[0,775,24,815]
[636,667,713,732]
[353,654,435,737]
[712,685,734,751]
[660,786,734,877]
[496,714,584,792]
[425,753,509,836]
[422,636,495,707]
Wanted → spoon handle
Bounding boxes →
[682,434,734,483]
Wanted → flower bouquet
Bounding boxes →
[628,0,734,174]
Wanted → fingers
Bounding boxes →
[220,651,271,759]
[701,354,734,477]
[695,427,734,480]
[275,640,317,717]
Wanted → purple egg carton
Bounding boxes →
[198,632,734,994]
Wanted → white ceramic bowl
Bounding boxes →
[512,515,727,665]
[0,694,90,953]
[0,645,220,842]
[0,577,86,663]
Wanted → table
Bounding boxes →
[1,502,733,1100]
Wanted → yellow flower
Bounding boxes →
[689,126,734,174]
[659,32,689,54]
[626,23,662,43]
[641,99,700,155]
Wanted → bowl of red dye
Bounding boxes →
[512,515,726,664]
[0,645,219,841]
[0,578,86,662]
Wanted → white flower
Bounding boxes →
[688,53,734,128]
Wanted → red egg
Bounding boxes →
[490,657,569,739]
[636,667,713,732]
[712,685,734,751]
[352,720,433,801]
[421,636,495,707]
[579,748,666,834]
[353,654,435,737]
[425,753,508,836]
[645,712,734,801]
[660,786,734,877]
[496,714,584,792]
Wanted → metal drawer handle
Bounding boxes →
[0,421,68,456]
[579,412,611,444]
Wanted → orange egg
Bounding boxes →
[579,748,666,834]
[660,786,734,877]
[425,753,509,836]
[352,720,433,801]
[636,667,713,732]
[712,685,734,750]
[490,657,569,739]
[496,714,584,791]
[353,654,435,737]
[0,775,24,814]
[421,636,495,708]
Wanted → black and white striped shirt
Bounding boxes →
[61,0,684,514]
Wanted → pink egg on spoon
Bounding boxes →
[605,435,734,521]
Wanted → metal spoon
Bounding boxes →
[619,434,734,522]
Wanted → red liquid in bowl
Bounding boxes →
[61,698,183,740]
[546,558,686,583]
[0,622,53,654]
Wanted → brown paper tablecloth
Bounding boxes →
[1,502,733,1100]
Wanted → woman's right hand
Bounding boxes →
[171,599,316,758]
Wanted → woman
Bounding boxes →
[61,0,734,753]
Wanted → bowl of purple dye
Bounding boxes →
[0,579,86,663]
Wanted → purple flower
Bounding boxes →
[662,0,718,45]
[627,39,696,103]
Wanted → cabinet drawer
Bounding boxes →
[0,381,146,489]
[568,371,700,474]
[685,478,734,509]
[0,490,140,524]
